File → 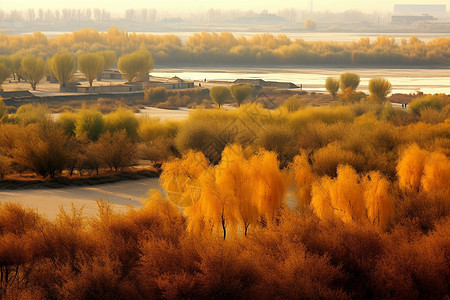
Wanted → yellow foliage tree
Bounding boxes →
[290,153,316,208]
[50,52,76,87]
[215,145,258,236]
[249,150,287,222]
[421,151,450,198]
[230,84,253,107]
[117,50,153,82]
[159,150,209,207]
[161,145,287,238]
[77,53,105,86]
[368,78,392,103]
[397,144,428,193]
[363,171,394,229]
[311,165,365,224]
[20,55,45,90]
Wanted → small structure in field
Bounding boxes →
[76,82,143,93]
[146,76,195,90]
[233,78,299,89]
[97,70,123,80]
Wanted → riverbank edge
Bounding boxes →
[0,169,160,190]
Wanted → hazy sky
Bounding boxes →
[3,0,449,13]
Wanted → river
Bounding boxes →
[152,67,450,95]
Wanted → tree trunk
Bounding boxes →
[221,212,226,240]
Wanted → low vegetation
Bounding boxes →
[0,66,449,297]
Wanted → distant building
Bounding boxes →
[394,4,446,14]
[146,76,195,90]
[75,83,142,93]
[233,79,299,89]
[97,70,123,80]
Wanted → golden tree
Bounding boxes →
[421,151,450,198]
[325,77,339,100]
[118,50,153,82]
[363,171,394,229]
[397,144,428,193]
[339,72,360,91]
[311,165,365,224]
[368,78,392,103]
[209,86,230,108]
[160,150,209,207]
[290,153,316,208]
[96,50,117,70]
[20,55,45,90]
[50,52,76,87]
[230,84,253,107]
[249,150,286,222]
[77,53,105,86]
[215,145,258,236]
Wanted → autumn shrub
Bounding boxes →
[104,107,139,139]
[409,94,449,116]
[14,103,50,125]
[256,123,298,167]
[138,118,179,142]
[418,106,449,124]
[0,124,24,157]
[371,220,450,299]
[88,130,137,171]
[75,108,104,141]
[280,96,306,113]
[297,121,349,150]
[312,143,365,177]
[289,106,355,132]
[144,87,168,104]
[139,137,178,162]
[348,99,384,117]
[175,117,237,164]
[58,111,77,136]
[12,122,76,178]
[0,155,11,179]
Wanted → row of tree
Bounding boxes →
[0,29,449,66]
[0,49,153,89]
[325,72,392,103]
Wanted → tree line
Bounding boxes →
[0,49,153,90]
[1,29,449,67]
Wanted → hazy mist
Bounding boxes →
[3,0,449,13]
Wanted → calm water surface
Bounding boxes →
[153,67,450,94]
